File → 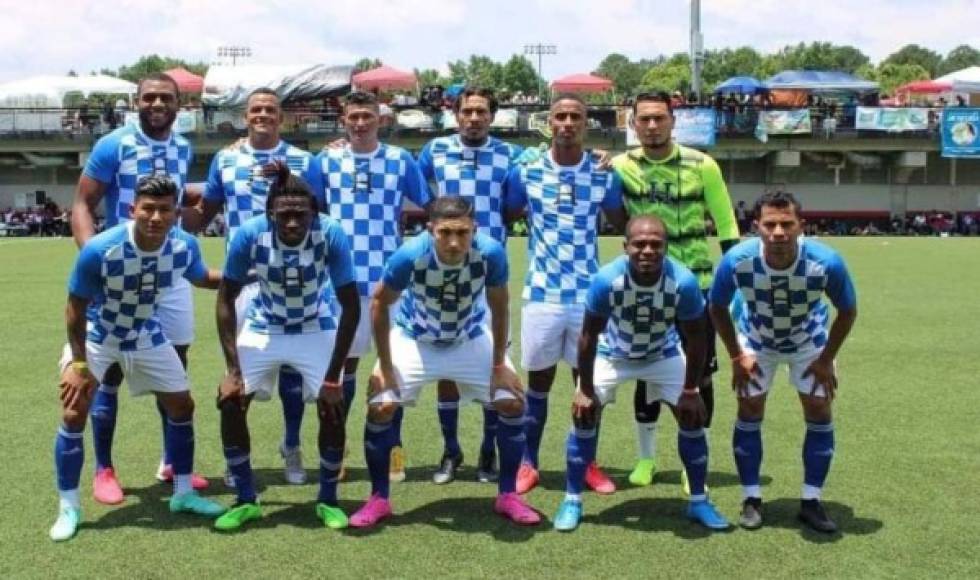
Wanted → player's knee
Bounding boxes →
[677,412,704,431]
[572,409,599,431]
[367,401,397,424]
[61,407,88,430]
[800,395,832,423]
[737,395,766,421]
[437,380,460,401]
[217,396,243,418]
[160,392,194,421]
[493,397,523,418]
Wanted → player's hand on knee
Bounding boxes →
[802,355,837,400]
[571,388,598,423]
[318,381,345,423]
[731,352,762,398]
[59,365,97,409]
[491,365,525,403]
[676,389,707,429]
[217,371,246,409]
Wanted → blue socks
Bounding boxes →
[733,418,763,497]
[565,426,597,496]
[341,375,357,421]
[224,445,256,504]
[164,417,194,477]
[318,446,344,505]
[496,415,525,494]
[803,421,835,497]
[90,383,119,470]
[678,428,709,500]
[278,369,305,450]
[55,424,85,492]
[364,421,395,498]
[481,405,498,456]
[437,400,461,456]
[523,390,549,467]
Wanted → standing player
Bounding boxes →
[417,87,523,484]
[505,94,627,495]
[611,91,740,490]
[709,192,857,533]
[70,73,206,504]
[554,215,729,531]
[315,91,430,481]
[212,163,359,531]
[50,176,225,542]
[184,88,322,485]
[348,197,539,528]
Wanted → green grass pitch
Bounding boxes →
[1,235,978,579]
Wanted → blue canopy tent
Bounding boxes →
[764,70,878,92]
[714,76,766,94]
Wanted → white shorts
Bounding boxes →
[739,337,833,398]
[592,354,686,407]
[370,328,517,406]
[60,342,187,397]
[347,297,399,359]
[520,301,584,371]
[237,326,338,403]
[234,282,261,335]
[158,278,195,346]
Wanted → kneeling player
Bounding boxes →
[554,215,729,532]
[213,163,359,531]
[710,191,857,533]
[349,197,539,528]
[51,176,225,542]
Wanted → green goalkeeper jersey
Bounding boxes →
[612,143,739,289]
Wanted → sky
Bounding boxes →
[0,0,975,83]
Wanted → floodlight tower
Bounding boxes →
[217,46,252,66]
[524,44,557,102]
[690,0,704,101]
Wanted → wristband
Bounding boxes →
[71,361,88,372]
[492,363,507,370]
[682,387,700,395]
[323,380,342,390]
[732,352,752,362]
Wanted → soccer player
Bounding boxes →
[417,87,523,484]
[70,73,206,503]
[611,91,740,490]
[709,191,857,533]
[213,163,359,531]
[505,94,627,495]
[554,215,729,531]
[315,91,431,482]
[183,88,322,485]
[348,197,539,528]
[51,176,225,542]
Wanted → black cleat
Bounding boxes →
[798,499,838,533]
[476,448,499,483]
[739,497,763,530]
[432,451,464,485]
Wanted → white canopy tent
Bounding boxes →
[936,66,980,93]
[0,74,136,108]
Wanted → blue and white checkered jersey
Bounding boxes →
[383,231,508,345]
[315,144,431,298]
[84,124,192,228]
[587,256,704,361]
[710,237,857,354]
[505,152,624,304]
[224,215,355,335]
[418,135,522,244]
[68,222,208,351]
[204,140,322,246]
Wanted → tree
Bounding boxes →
[939,45,980,76]
[415,68,450,88]
[353,58,382,73]
[594,53,645,97]
[859,62,930,94]
[104,54,209,83]
[637,53,690,94]
[702,46,764,89]
[501,55,541,94]
[774,42,869,73]
[883,44,942,77]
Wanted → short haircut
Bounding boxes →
[344,91,379,112]
[551,93,586,110]
[754,190,803,218]
[266,161,317,213]
[633,91,673,116]
[134,175,179,203]
[453,87,498,115]
[137,73,180,100]
[429,196,474,222]
[625,214,667,240]
[247,87,280,105]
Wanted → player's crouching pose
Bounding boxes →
[51,176,225,542]
[349,197,540,528]
[554,215,730,532]
[709,191,857,533]
[213,162,360,531]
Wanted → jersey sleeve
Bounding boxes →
[701,155,739,240]
[223,223,255,283]
[325,220,355,288]
[417,142,435,181]
[484,240,509,288]
[584,274,613,318]
[203,153,225,204]
[676,268,706,321]
[67,243,104,299]
[824,252,857,311]
[300,154,325,211]
[381,240,419,292]
[709,252,738,307]
[601,171,625,211]
[181,236,209,283]
[504,166,528,212]
[402,153,432,208]
[83,133,120,184]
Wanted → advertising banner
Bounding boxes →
[941,107,980,158]
[855,107,929,131]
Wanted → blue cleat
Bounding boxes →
[553,499,583,532]
[686,499,730,530]
[169,492,227,518]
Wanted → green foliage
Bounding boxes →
[858,62,930,95]
[773,42,870,74]
[354,58,383,73]
[501,55,542,95]
[938,44,980,76]
[415,68,450,88]
[594,53,647,96]
[637,53,690,94]
[98,54,209,83]
[883,44,943,77]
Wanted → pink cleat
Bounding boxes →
[585,462,616,495]
[93,467,124,505]
[156,463,210,490]
[349,494,393,528]
[494,492,541,526]
[516,463,539,495]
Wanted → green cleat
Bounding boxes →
[214,502,262,531]
[49,506,81,542]
[315,503,349,529]
[628,458,657,487]
[169,492,227,518]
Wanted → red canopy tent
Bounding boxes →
[896,79,953,94]
[164,67,204,93]
[352,65,417,91]
[550,73,613,93]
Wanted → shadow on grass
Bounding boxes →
[533,468,757,493]
[749,498,884,543]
